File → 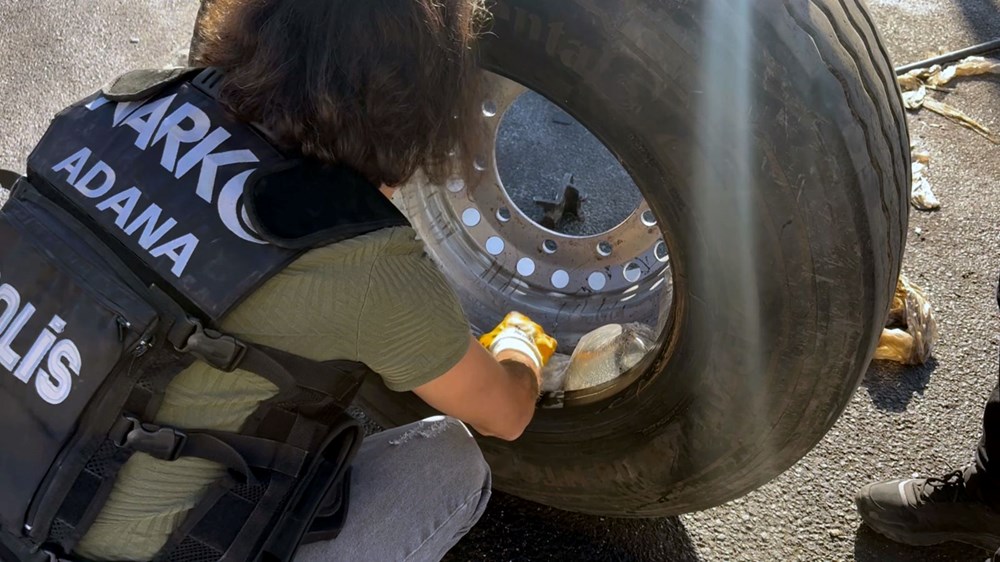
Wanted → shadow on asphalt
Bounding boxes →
[853,524,989,562]
[444,492,700,562]
[955,0,1000,46]
[860,358,937,413]
[952,0,1000,97]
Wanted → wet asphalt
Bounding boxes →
[1,1,999,561]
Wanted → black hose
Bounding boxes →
[895,38,1000,75]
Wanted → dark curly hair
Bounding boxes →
[192,0,488,187]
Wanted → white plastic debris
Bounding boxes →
[898,57,1000,144]
[910,147,939,211]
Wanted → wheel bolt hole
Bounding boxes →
[551,270,570,289]
[485,236,505,256]
[641,209,657,227]
[597,241,613,257]
[655,240,669,262]
[496,207,511,222]
[588,272,607,291]
[542,239,558,254]
[482,100,497,118]
[623,262,642,283]
[461,208,481,227]
[473,156,488,172]
[517,257,535,276]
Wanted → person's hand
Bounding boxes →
[478,311,557,369]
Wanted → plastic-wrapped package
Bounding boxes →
[874,274,937,365]
[542,323,655,392]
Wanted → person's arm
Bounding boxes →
[413,336,542,441]
[355,237,555,441]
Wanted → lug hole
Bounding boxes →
[623,262,642,283]
[485,236,505,255]
[597,241,613,257]
[517,257,535,276]
[496,207,511,222]
[641,209,657,227]
[588,272,607,291]
[482,100,497,118]
[551,270,570,289]
[461,208,481,227]
[542,239,558,254]
[655,240,669,262]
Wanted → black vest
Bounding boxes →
[0,68,408,561]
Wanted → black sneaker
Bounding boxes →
[856,466,1000,552]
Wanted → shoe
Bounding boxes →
[855,465,1000,552]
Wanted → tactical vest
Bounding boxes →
[0,67,409,561]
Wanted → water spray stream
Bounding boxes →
[693,0,766,453]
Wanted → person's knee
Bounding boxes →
[426,416,492,534]
[378,414,492,514]
[429,416,492,492]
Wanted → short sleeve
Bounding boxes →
[356,249,470,392]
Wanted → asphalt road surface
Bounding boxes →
[1,1,999,561]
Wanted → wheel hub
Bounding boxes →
[399,72,673,350]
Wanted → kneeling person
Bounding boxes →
[0,1,554,561]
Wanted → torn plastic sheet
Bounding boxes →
[910,145,939,211]
[874,274,937,365]
[542,323,654,392]
[898,55,1000,89]
[541,352,571,393]
[926,56,1000,87]
[898,56,1000,144]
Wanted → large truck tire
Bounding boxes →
[358,0,909,516]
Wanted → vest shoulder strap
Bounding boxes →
[101,67,201,102]
[0,169,20,191]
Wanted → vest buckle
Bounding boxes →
[114,415,188,461]
[176,318,247,372]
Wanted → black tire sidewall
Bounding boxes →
[360,0,906,515]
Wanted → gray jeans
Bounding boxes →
[294,416,492,562]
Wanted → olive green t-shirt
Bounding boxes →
[74,225,470,561]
